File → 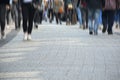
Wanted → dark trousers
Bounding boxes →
[48,8,54,22]
[66,9,73,24]
[34,10,43,24]
[6,9,11,25]
[0,5,6,33]
[102,10,115,33]
[39,11,43,24]
[22,3,35,34]
[81,7,88,28]
[55,12,62,24]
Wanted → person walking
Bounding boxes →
[80,0,88,29]
[76,0,82,28]
[12,0,21,30]
[86,0,103,35]
[54,0,64,24]
[20,0,36,40]
[0,0,10,39]
[34,0,44,29]
[115,0,120,29]
[64,0,73,25]
[48,0,54,23]
[102,0,117,35]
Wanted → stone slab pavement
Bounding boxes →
[0,22,120,80]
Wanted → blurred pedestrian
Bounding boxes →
[34,0,44,29]
[48,0,54,23]
[54,0,64,24]
[64,0,73,25]
[20,0,36,40]
[80,0,88,29]
[0,0,10,39]
[115,0,120,29]
[76,0,82,28]
[102,0,117,35]
[86,0,102,35]
[11,0,21,30]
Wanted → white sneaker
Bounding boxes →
[6,25,10,29]
[28,34,32,40]
[23,33,28,41]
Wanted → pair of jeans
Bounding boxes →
[81,7,88,28]
[76,7,82,25]
[88,8,101,34]
[115,9,120,25]
[102,10,115,33]
[0,5,6,33]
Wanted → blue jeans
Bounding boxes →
[88,9,101,33]
[76,7,82,25]
[115,9,120,25]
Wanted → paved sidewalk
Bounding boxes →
[0,23,18,47]
[0,23,120,80]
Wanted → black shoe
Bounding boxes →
[102,27,106,33]
[89,31,93,35]
[35,25,38,29]
[108,32,113,35]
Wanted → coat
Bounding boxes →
[54,0,63,13]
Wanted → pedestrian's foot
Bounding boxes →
[23,33,28,41]
[94,32,98,35]
[116,24,118,28]
[28,34,32,40]
[6,25,10,29]
[89,31,93,35]
[1,32,6,39]
[102,27,106,33]
[35,25,38,29]
[108,32,113,35]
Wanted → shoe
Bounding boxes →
[83,25,86,30]
[23,33,28,41]
[79,25,83,29]
[94,30,98,35]
[1,32,6,39]
[89,31,93,35]
[94,32,98,35]
[6,25,10,29]
[28,34,32,40]
[1,31,6,39]
[35,25,38,29]
[108,32,113,35]
[102,27,106,33]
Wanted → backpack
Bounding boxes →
[104,0,117,10]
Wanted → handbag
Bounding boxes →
[68,3,73,9]
[59,6,64,13]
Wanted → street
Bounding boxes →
[0,22,120,80]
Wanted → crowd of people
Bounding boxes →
[0,0,120,40]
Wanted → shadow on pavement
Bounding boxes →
[0,29,19,47]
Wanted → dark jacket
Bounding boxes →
[86,0,102,9]
[0,0,9,5]
[64,0,72,6]
[117,0,120,9]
